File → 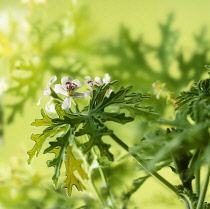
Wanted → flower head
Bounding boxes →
[84,73,113,96]
[152,81,166,99]
[37,75,57,105]
[55,76,83,96]
[84,76,103,89]
[54,76,89,110]
[103,73,111,84]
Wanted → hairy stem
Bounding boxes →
[196,165,210,209]
[110,133,180,198]
[180,193,194,209]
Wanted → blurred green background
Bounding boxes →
[0,0,210,208]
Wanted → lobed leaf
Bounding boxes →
[31,109,53,126]
[62,146,89,196]
[119,104,160,121]
[76,117,114,161]
[27,124,70,164]
[45,128,72,186]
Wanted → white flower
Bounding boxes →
[84,73,113,96]
[54,76,89,110]
[152,81,166,99]
[84,76,103,89]
[45,98,57,113]
[103,73,111,84]
[103,73,113,95]
[37,75,57,105]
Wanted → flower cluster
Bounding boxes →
[38,74,112,112]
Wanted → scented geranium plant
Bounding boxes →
[28,72,210,209]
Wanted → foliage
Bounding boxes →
[3,0,93,123]
[129,75,210,209]
[1,1,210,208]
[0,154,93,209]
[96,13,210,93]
[27,70,210,209]
[28,78,157,198]
[2,4,210,123]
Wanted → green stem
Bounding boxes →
[110,133,180,198]
[98,164,117,209]
[80,139,106,209]
[196,165,210,209]
[180,193,194,209]
[196,168,201,197]
[89,171,107,208]
[189,149,201,195]
[92,148,117,209]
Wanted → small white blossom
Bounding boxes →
[37,75,57,105]
[54,76,89,110]
[103,73,113,95]
[84,73,113,95]
[84,76,103,89]
[152,81,166,99]
[45,98,57,113]
[103,73,111,84]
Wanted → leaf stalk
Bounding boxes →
[110,133,180,198]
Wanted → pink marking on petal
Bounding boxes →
[95,82,100,85]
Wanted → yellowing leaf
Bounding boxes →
[27,124,70,164]
[27,134,46,164]
[62,146,89,196]
[31,109,52,126]
[55,104,78,120]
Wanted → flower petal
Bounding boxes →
[84,76,93,88]
[71,79,83,89]
[61,76,72,88]
[103,73,110,84]
[84,76,92,83]
[48,75,57,87]
[54,84,69,96]
[43,87,51,96]
[37,95,47,105]
[94,77,102,86]
[62,97,74,110]
[45,101,56,113]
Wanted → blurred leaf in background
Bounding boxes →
[2,0,94,123]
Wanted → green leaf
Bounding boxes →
[27,134,45,164]
[176,77,210,111]
[119,104,160,121]
[45,128,72,187]
[27,124,70,164]
[76,117,114,161]
[55,104,78,120]
[62,146,89,196]
[98,112,134,124]
[31,109,53,126]
[158,110,191,128]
